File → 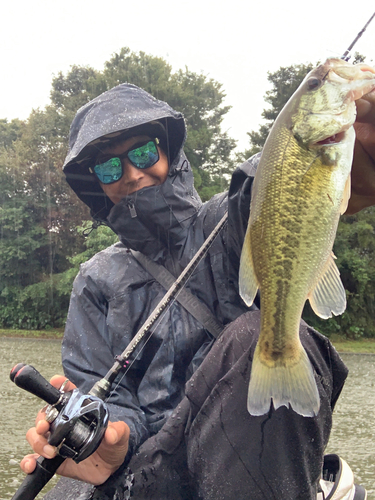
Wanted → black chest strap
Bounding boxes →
[130,250,224,338]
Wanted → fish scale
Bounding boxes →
[239,58,375,417]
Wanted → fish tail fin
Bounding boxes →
[247,345,320,417]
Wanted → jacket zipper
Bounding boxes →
[127,201,137,218]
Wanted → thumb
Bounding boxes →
[96,421,130,468]
[105,421,130,446]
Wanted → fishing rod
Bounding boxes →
[89,210,228,400]
[341,11,375,61]
[9,210,228,500]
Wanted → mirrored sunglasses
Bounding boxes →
[93,138,160,185]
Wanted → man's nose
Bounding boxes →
[123,161,144,182]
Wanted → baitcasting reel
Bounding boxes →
[10,364,109,500]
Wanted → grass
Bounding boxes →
[328,334,375,354]
[0,328,64,340]
[0,328,375,353]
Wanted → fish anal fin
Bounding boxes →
[247,344,320,417]
[340,174,351,215]
[239,227,259,307]
[308,252,346,319]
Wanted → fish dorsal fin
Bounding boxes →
[308,252,346,319]
[340,174,351,215]
[239,226,259,307]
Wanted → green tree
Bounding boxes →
[50,65,103,125]
[0,118,25,148]
[0,107,88,329]
[0,141,60,329]
[240,62,314,159]
[57,222,119,295]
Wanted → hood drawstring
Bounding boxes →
[82,220,107,237]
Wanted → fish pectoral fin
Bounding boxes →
[239,226,259,307]
[340,174,351,215]
[308,252,346,319]
[247,344,320,417]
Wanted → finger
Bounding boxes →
[26,427,56,458]
[35,419,50,436]
[356,91,375,123]
[354,122,375,162]
[95,421,130,468]
[104,421,130,446]
[35,408,49,425]
[49,375,76,392]
[20,453,40,474]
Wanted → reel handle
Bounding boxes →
[10,364,62,406]
[11,455,65,500]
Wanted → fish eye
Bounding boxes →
[306,77,322,91]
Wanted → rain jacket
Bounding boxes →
[61,83,257,458]
[43,83,351,500]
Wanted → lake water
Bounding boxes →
[326,353,375,498]
[0,338,62,500]
[0,339,374,499]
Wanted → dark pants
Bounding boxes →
[44,311,348,500]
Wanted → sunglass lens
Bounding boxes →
[94,157,122,184]
[128,141,159,169]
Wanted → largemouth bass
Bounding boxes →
[239,58,375,417]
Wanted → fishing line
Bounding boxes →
[107,282,186,400]
[104,213,227,400]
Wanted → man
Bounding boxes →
[21,80,375,499]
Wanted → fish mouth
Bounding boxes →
[314,130,346,146]
[332,62,375,81]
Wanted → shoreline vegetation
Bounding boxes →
[0,328,64,340]
[0,329,375,354]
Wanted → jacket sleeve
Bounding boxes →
[227,152,261,263]
[61,269,150,457]
[224,153,261,310]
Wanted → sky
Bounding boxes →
[1,0,375,151]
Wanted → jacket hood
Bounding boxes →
[63,83,187,221]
